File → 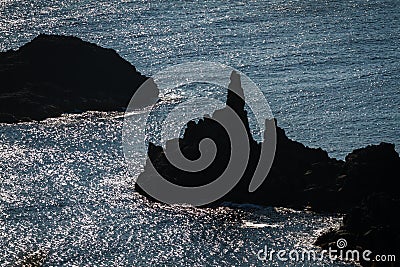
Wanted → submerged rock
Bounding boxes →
[15,248,48,267]
[0,34,158,123]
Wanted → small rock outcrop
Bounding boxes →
[0,34,158,123]
[315,193,400,266]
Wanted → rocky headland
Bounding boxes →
[0,34,157,123]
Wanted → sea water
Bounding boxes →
[1,0,399,266]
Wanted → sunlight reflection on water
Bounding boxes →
[0,112,352,266]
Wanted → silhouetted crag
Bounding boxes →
[0,34,157,123]
[136,72,400,211]
[136,71,400,266]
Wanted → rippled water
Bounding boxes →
[1,0,399,266]
[0,113,349,266]
[1,0,399,159]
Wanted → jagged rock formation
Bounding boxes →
[0,34,158,123]
[137,71,398,210]
[136,71,400,266]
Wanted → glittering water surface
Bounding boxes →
[1,0,399,159]
[1,113,349,266]
[1,0,399,266]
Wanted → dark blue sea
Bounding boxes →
[0,0,398,266]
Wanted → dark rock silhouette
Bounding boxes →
[0,34,158,123]
[314,143,400,267]
[315,145,400,267]
[136,71,400,266]
[316,193,400,267]
[137,72,400,211]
